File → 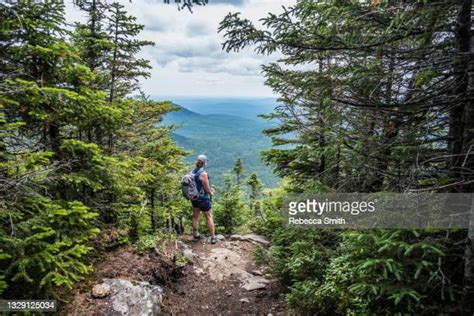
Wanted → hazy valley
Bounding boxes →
[161,97,279,187]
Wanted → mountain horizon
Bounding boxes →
[161,101,278,187]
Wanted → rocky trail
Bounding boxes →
[62,234,287,315]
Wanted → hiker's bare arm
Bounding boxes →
[199,172,215,195]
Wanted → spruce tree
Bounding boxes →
[219,1,471,193]
[106,2,154,102]
[247,172,264,219]
[73,0,110,75]
[219,1,474,313]
[0,0,186,298]
[214,175,247,234]
[233,157,244,186]
[0,1,109,298]
[247,172,262,202]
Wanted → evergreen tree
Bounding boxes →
[247,172,262,202]
[106,2,154,102]
[73,0,110,75]
[233,157,244,186]
[220,1,472,193]
[246,172,264,218]
[220,1,474,313]
[113,94,188,234]
[0,1,186,299]
[0,1,110,297]
[213,174,247,234]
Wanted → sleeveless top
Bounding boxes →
[193,168,210,201]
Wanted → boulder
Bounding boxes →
[99,278,163,315]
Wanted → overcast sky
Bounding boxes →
[65,0,295,98]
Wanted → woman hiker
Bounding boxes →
[191,154,218,244]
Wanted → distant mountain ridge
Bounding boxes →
[159,97,277,120]
[162,103,278,187]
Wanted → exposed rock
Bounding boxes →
[99,278,162,315]
[91,283,111,298]
[242,276,269,291]
[251,270,263,276]
[215,234,226,241]
[240,298,250,303]
[202,248,250,282]
[230,234,270,246]
[182,248,196,261]
[177,240,190,250]
[230,234,245,241]
[244,233,271,246]
[194,267,204,275]
[197,242,274,292]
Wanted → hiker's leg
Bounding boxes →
[203,210,215,237]
[192,207,200,236]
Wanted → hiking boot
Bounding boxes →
[210,236,218,244]
[193,233,202,241]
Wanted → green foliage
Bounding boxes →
[233,158,244,186]
[249,183,467,314]
[0,250,11,295]
[174,253,191,268]
[247,183,286,236]
[106,2,154,102]
[213,174,248,234]
[219,0,467,192]
[134,233,169,254]
[255,212,465,315]
[220,0,473,314]
[0,1,186,300]
[0,198,98,297]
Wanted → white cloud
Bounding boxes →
[65,0,296,97]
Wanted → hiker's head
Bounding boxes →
[196,154,208,168]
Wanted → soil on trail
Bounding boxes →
[162,237,287,315]
[60,245,180,315]
[61,237,287,315]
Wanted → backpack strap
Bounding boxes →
[194,168,204,195]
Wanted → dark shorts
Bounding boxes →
[192,199,212,212]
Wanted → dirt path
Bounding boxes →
[162,236,287,315]
[61,235,287,315]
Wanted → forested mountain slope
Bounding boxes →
[163,106,278,187]
[161,97,277,120]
